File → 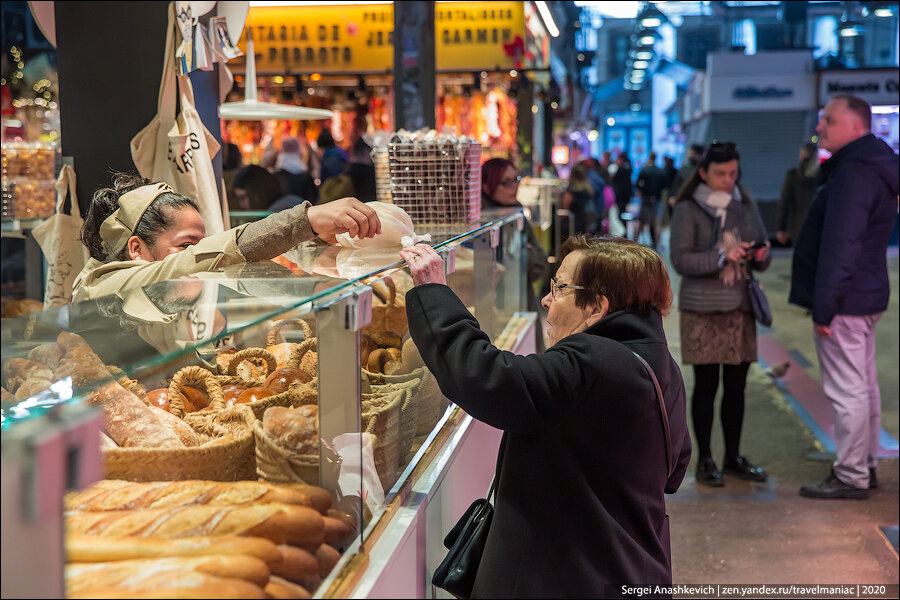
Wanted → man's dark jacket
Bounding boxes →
[789,134,899,326]
[407,284,691,598]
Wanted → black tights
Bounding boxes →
[691,362,751,461]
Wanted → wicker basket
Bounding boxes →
[253,419,319,485]
[364,366,445,436]
[266,319,314,370]
[362,277,408,338]
[368,377,420,465]
[362,389,403,492]
[216,347,277,387]
[103,401,257,482]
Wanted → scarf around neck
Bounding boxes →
[694,182,740,227]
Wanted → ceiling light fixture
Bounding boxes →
[535,1,560,37]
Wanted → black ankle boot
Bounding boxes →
[722,455,768,482]
[696,457,724,487]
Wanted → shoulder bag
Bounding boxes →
[432,435,506,598]
[744,263,773,327]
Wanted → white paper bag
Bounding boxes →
[32,165,90,308]
[131,1,226,236]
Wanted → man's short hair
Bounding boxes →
[831,94,872,130]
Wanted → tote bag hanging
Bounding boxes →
[32,164,90,307]
[130,1,226,235]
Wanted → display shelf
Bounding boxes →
[1,206,529,598]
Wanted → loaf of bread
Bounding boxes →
[91,381,183,449]
[265,576,312,599]
[315,543,342,578]
[66,570,267,599]
[263,405,319,455]
[266,343,298,370]
[28,342,63,370]
[272,544,320,591]
[65,503,325,552]
[66,554,271,594]
[65,534,280,568]
[3,358,53,392]
[1,386,15,404]
[149,406,200,447]
[65,480,314,512]
[98,433,119,450]
[54,346,115,389]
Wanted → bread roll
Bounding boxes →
[57,331,89,353]
[315,543,342,577]
[91,381,183,449]
[3,358,53,392]
[28,343,63,370]
[366,349,392,374]
[66,554,271,593]
[263,406,318,455]
[272,545,320,591]
[65,534,280,568]
[14,377,53,400]
[66,570,266,599]
[65,480,314,512]
[266,576,312,599]
[149,406,200,447]
[400,337,424,374]
[322,515,354,544]
[66,503,325,552]
[266,343,297,370]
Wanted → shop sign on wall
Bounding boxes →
[818,71,900,107]
[235,2,525,74]
[706,74,815,112]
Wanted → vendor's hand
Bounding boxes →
[753,241,771,263]
[776,231,789,246]
[308,197,381,242]
[814,323,831,338]
[401,244,446,286]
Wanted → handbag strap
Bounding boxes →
[632,351,675,480]
[487,433,507,503]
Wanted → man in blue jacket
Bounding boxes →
[790,94,900,500]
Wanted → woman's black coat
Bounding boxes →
[406,284,692,598]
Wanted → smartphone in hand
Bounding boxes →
[748,241,768,251]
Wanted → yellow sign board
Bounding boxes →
[236,2,526,74]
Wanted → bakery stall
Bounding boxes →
[1,206,533,599]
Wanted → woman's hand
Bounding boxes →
[308,197,381,242]
[724,243,748,263]
[401,244,446,286]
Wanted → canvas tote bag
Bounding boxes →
[131,1,227,234]
[32,164,90,307]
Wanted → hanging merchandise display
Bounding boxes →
[31,164,89,308]
[131,1,227,236]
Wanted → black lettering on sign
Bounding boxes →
[502,28,511,42]
[306,47,315,62]
[465,29,472,43]
[300,25,308,42]
[332,25,339,41]
[270,47,278,62]
[318,25,327,42]
[344,47,352,63]
[477,29,487,43]
[319,47,328,62]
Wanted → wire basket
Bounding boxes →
[382,132,481,228]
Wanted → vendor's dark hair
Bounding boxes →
[673,141,746,204]
[81,171,199,263]
[561,235,673,316]
[233,164,281,210]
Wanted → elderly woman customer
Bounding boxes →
[669,142,771,487]
[401,236,691,597]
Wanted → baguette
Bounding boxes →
[65,480,313,512]
[272,545,321,591]
[315,543,342,578]
[65,535,280,568]
[98,433,119,450]
[148,406,200,447]
[276,483,332,515]
[91,381,183,448]
[66,554,271,593]
[66,571,266,599]
[66,503,325,552]
[265,576,312,599]
[322,515,354,544]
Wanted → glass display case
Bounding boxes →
[1,207,531,598]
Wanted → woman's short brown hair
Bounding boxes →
[561,235,673,316]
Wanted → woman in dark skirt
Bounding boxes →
[669,142,772,487]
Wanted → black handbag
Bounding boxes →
[432,437,506,598]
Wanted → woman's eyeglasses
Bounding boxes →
[499,176,522,188]
[550,277,587,299]
[704,141,737,161]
